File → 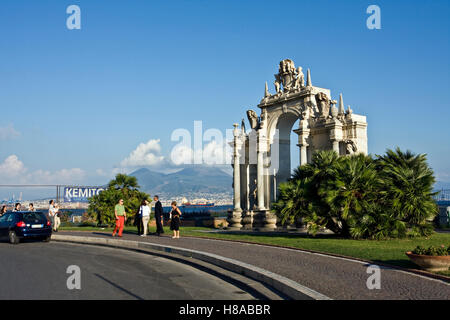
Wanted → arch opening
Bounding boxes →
[269,112,300,204]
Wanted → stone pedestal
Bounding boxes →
[227,209,243,230]
[241,210,254,230]
[252,210,277,231]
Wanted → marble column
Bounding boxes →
[294,119,310,166]
[332,139,340,155]
[253,131,277,231]
[227,123,243,229]
[257,136,265,210]
[299,143,308,166]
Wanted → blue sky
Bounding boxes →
[0,0,449,193]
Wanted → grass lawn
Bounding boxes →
[60,224,450,276]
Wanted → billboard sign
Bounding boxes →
[64,187,105,203]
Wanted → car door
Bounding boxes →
[0,213,12,239]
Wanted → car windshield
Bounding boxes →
[22,212,47,224]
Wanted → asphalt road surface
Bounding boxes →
[0,241,255,300]
[61,231,450,300]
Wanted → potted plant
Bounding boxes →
[406,245,450,272]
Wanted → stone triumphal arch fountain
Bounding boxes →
[228,59,368,230]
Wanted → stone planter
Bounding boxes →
[405,251,450,272]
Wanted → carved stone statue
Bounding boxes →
[345,105,353,118]
[315,92,330,118]
[246,110,259,130]
[293,73,301,90]
[274,74,281,93]
[259,109,267,129]
[280,59,294,74]
[275,59,305,93]
[296,67,304,88]
[345,140,358,154]
[252,179,258,210]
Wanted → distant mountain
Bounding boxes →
[130,166,232,196]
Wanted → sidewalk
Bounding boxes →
[58,231,450,300]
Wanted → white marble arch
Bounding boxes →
[229,59,368,230]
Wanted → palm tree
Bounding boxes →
[377,148,437,236]
[320,153,380,238]
[108,174,140,191]
[272,179,311,227]
[276,150,344,235]
[274,148,438,239]
[88,174,148,226]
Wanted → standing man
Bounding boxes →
[154,195,164,236]
[48,200,60,232]
[112,199,126,238]
[135,205,142,236]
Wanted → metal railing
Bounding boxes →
[0,184,103,204]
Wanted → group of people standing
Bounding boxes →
[0,201,60,232]
[112,195,182,239]
[1,196,182,238]
[0,202,36,216]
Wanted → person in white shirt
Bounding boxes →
[48,200,60,232]
[139,199,151,237]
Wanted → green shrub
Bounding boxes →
[412,245,449,256]
[272,148,438,239]
[87,174,151,226]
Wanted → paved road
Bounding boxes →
[0,241,255,300]
[59,231,450,300]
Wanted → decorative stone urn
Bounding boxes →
[405,252,450,272]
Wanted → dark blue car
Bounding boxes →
[0,211,52,244]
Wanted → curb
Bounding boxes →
[182,235,450,284]
[51,234,331,300]
[58,230,450,283]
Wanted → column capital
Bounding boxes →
[233,123,240,137]
[297,143,309,147]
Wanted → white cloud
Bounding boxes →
[96,169,107,176]
[0,124,20,141]
[120,139,165,168]
[0,155,85,184]
[203,140,232,165]
[115,137,233,175]
[0,155,26,178]
[170,144,195,166]
[170,140,232,166]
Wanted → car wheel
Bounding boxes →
[9,231,19,244]
[42,236,51,242]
